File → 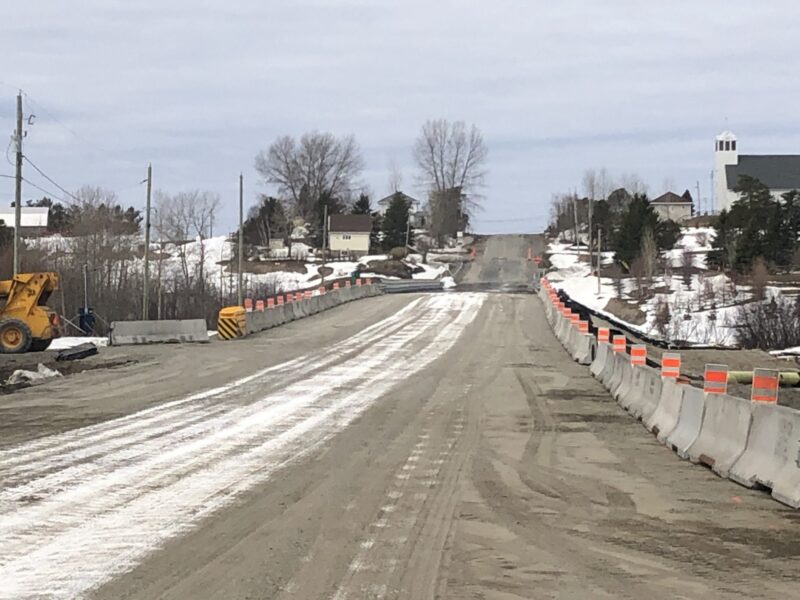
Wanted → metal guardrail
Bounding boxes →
[380,280,444,294]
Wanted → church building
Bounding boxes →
[713,131,800,212]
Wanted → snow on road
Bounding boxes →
[0,293,485,599]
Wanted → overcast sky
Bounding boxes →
[2,1,799,234]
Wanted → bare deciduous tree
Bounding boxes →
[254,132,364,221]
[413,119,487,196]
[640,227,658,282]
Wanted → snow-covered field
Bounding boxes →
[545,228,764,347]
[29,235,453,295]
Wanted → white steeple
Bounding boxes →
[713,131,738,213]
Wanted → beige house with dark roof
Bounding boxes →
[328,214,372,257]
[650,191,693,222]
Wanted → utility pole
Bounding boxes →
[571,191,580,255]
[13,92,23,276]
[587,193,594,269]
[237,173,244,306]
[596,227,602,296]
[695,180,701,217]
[321,203,328,286]
[142,163,152,320]
[405,216,411,248]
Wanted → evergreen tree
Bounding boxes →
[242,195,287,247]
[611,194,680,270]
[381,193,411,251]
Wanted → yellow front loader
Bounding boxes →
[0,272,61,353]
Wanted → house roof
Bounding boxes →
[651,192,691,204]
[0,206,49,228]
[377,191,420,206]
[329,214,372,233]
[726,155,800,191]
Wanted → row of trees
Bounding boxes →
[253,119,487,251]
[8,186,231,333]
[709,175,800,272]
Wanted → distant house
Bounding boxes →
[714,131,800,212]
[0,206,49,236]
[328,214,372,257]
[377,191,427,227]
[650,191,693,223]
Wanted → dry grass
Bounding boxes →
[603,297,647,325]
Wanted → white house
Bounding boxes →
[713,131,800,212]
[328,214,371,257]
[650,191,693,222]
[377,191,427,227]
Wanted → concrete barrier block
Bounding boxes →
[616,361,637,408]
[607,353,629,399]
[110,319,209,345]
[630,367,663,422]
[666,386,706,459]
[729,404,800,494]
[686,393,752,477]
[574,334,593,365]
[645,378,683,439]
[590,342,609,379]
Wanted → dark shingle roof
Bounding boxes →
[726,155,800,190]
[329,214,372,233]
[651,192,691,204]
[377,191,420,206]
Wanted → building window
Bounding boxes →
[342,234,352,240]
[731,140,736,151]
[724,141,730,151]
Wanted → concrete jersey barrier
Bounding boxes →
[665,386,706,459]
[729,404,800,496]
[686,393,752,477]
[590,342,609,379]
[631,367,663,422]
[645,377,684,439]
[110,319,209,345]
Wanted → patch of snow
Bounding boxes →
[441,276,456,289]
[49,337,108,351]
[7,363,62,385]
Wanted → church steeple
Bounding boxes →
[713,131,738,213]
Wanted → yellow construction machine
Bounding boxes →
[0,272,61,353]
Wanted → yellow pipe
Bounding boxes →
[727,371,800,387]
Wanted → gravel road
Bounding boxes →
[1,235,799,599]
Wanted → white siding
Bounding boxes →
[329,232,370,253]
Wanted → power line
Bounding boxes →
[20,177,75,205]
[22,155,80,202]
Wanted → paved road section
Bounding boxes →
[2,235,800,599]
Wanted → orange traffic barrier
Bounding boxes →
[661,353,681,378]
[318,286,326,295]
[286,294,293,303]
[304,290,312,299]
[244,298,254,312]
[333,282,340,290]
[276,296,284,306]
[751,368,779,403]
[578,321,589,334]
[255,300,265,312]
[630,344,647,366]
[267,298,275,309]
[704,364,728,394]
[597,327,610,343]
[612,335,626,354]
